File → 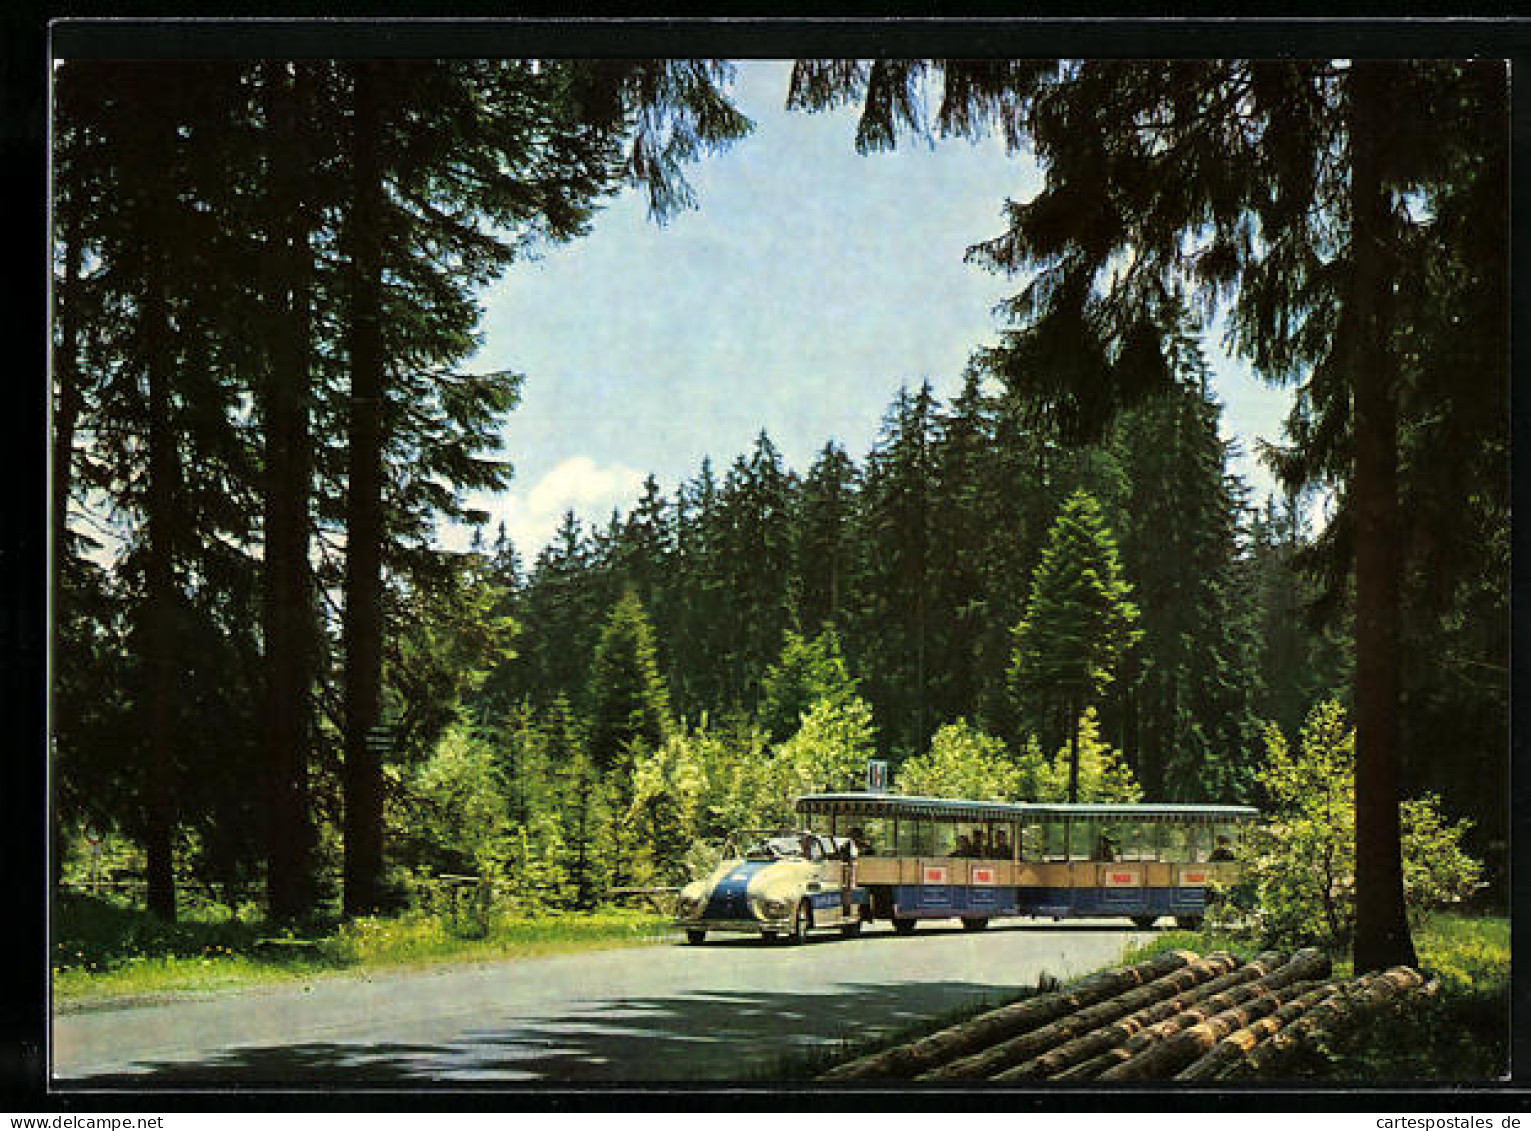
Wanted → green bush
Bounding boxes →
[895,719,1021,800]
[1216,700,1481,950]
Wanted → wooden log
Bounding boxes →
[818,949,1199,1081]
[1173,982,1342,1081]
[1238,967,1425,1076]
[1349,966,1425,1003]
[1103,978,1326,1081]
[1270,968,1423,1048]
[997,952,1289,1082]
[1098,948,1332,1081]
[1055,950,1307,1081]
[252,937,322,956]
[1246,971,1385,1066]
[920,952,1242,1081]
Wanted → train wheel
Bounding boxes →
[961,917,989,931]
[840,918,863,938]
[891,916,917,935]
[686,929,707,944]
[1174,915,1204,930]
[1131,916,1158,930]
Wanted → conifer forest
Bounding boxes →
[52,54,1507,975]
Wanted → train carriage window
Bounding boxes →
[1070,819,1096,861]
[1091,822,1121,861]
[1187,822,1209,862]
[1019,821,1045,861]
[1117,820,1151,862]
[850,817,889,856]
[1020,819,1070,861]
[931,821,961,858]
[989,823,1014,861]
[1210,822,1240,860]
[1163,822,1189,862]
[895,818,930,857]
[1120,819,1149,862]
[1048,821,1069,861]
[962,823,991,858]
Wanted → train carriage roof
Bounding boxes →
[795,792,1259,822]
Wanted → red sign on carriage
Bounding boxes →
[923,865,949,885]
[1103,869,1141,887]
[971,866,996,885]
[1181,869,1209,886]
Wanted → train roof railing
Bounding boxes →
[794,792,1259,822]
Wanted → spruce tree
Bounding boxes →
[611,473,674,646]
[53,61,265,920]
[668,458,727,718]
[713,432,798,708]
[1010,490,1141,803]
[516,512,601,707]
[757,627,860,743]
[851,382,940,758]
[929,370,1004,733]
[790,441,859,637]
[585,588,674,775]
[1106,329,1264,801]
[542,695,605,911]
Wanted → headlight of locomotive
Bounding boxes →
[758,897,792,920]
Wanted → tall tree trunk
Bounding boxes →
[1348,61,1416,972]
[342,61,387,918]
[261,61,317,921]
[1067,693,1080,804]
[1122,662,1149,796]
[141,238,178,922]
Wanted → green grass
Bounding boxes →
[1119,925,1254,968]
[53,893,674,1007]
[1410,913,1509,995]
[1120,912,1507,977]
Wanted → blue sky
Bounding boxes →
[452,60,1294,560]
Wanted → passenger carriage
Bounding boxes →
[796,793,1257,933]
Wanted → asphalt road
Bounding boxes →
[53,920,1147,1086]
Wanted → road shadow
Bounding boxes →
[692,919,1149,946]
[58,978,1025,1088]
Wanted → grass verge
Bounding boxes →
[53,893,674,1008]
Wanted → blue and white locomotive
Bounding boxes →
[673,831,868,944]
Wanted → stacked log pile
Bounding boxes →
[817,950,1435,1084]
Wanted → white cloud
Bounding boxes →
[442,456,646,560]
